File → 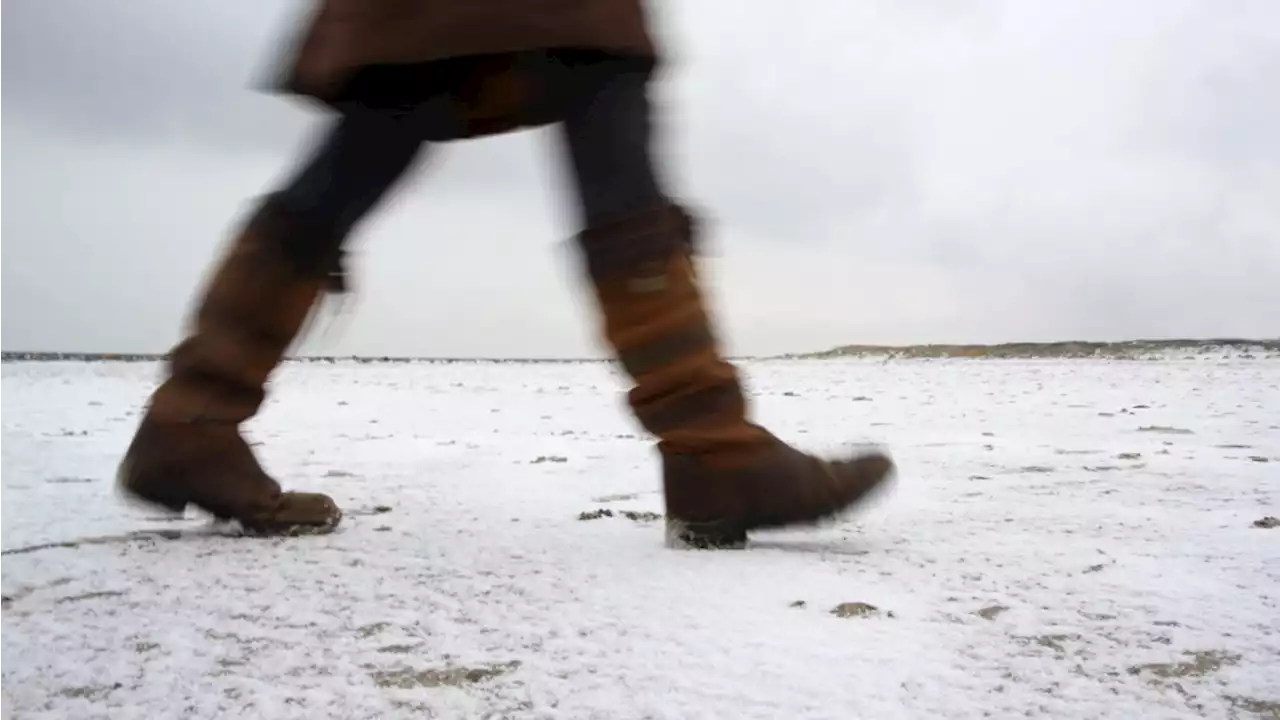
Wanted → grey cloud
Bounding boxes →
[3,0,312,154]
[3,0,1279,357]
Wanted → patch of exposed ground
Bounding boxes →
[976,605,1010,620]
[577,509,662,522]
[1128,650,1241,680]
[369,661,521,689]
[831,602,889,619]
[1138,425,1195,435]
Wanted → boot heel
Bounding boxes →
[116,460,189,516]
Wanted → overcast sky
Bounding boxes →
[4,0,1278,358]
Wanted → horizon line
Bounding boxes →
[3,336,1277,363]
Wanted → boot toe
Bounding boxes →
[827,449,896,505]
[242,491,344,536]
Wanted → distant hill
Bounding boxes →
[790,338,1280,360]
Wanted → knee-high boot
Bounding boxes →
[576,203,895,548]
[117,196,346,535]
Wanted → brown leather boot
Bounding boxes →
[117,198,344,536]
[578,204,895,549]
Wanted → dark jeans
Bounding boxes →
[274,59,667,249]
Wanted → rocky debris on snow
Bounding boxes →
[790,600,807,608]
[831,602,881,619]
[377,644,422,655]
[1223,695,1280,717]
[1015,465,1056,474]
[1128,650,1240,680]
[370,661,521,689]
[577,509,662,523]
[1016,633,1083,657]
[1117,452,1142,460]
[58,684,123,700]
[209,658,248,678]
[324,469,355,477]
[1252,516,1279,529]
[356,622,393,639]
[976,605,1009,620]
[46,476,95,484]
[1248,456,1271,463]
[1079,611,1117,621]
[531,455,568,464]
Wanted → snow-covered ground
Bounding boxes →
[2,357,1278,719]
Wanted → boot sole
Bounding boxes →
[240,513,343,538]
[664,519,749,550]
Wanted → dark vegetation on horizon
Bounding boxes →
[3,338,1276,363]
[792,338,1279,359]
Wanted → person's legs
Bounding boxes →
[119,109,427,535]
[558,61,895,549]
[560,64,666,227]
[560,63,756,451]
[277,107,429,243]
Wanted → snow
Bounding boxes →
[2,356,1278,719]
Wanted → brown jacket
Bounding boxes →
[272,0,660,138]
